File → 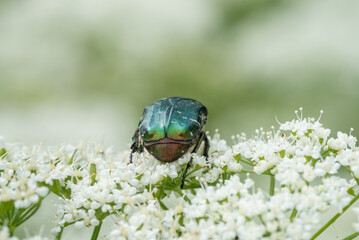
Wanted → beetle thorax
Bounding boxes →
[138,97,207,162]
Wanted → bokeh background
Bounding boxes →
[1,0,359,239]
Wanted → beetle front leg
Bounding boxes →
[181,132,207,188]
[129,128,144,164]
[202,132,210,161]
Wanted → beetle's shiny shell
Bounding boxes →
[138,97,207,162]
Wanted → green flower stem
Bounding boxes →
[269,175,275,196]
[55,221,77,240]
[183,195,191,204]
[238,159,254,166]
[55,227,64,240]
[8,224,16,237]
[258,215,266,226]
[15,203,41,226]
[159,200,169,210]
[91,220,103,240]
[174,189,191,204]
[240,170,273,176]
[342,232,359,240]
[310,194,359,240]
[344,166,359,186]
[5,201,42,236]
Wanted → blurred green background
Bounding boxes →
[1,0,359,148]
[0,0,359,238]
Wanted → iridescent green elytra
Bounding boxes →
[129,97,210,187]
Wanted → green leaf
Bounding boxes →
[311,159,319,167]
[62,188,72,199]
[155,188,162,198]
[136,223,144,231]
[195,164,202,171]
[234,154,241,161]
[347,187,355,196]
[90,163,97,185]
[0,148,6,157]
[290,208,297,222]
[305,129,312,137]
[279,150,285,158]
[178,213,184,226]
[0,201,14,215]
[52,179,61,196]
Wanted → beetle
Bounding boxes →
[129,97,209,188]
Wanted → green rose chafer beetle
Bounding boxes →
[129,97,210,188]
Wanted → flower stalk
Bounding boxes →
[310,194,359,240]
[269,175,275,196]
[342,232,359,240]
[90,221,103,240]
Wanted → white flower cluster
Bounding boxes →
[0,145,49,209]
[51,145,181,233]
[107,111,359,240]
[1,110,359,240]
[180,175,356,240]
[108,200,179,240]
